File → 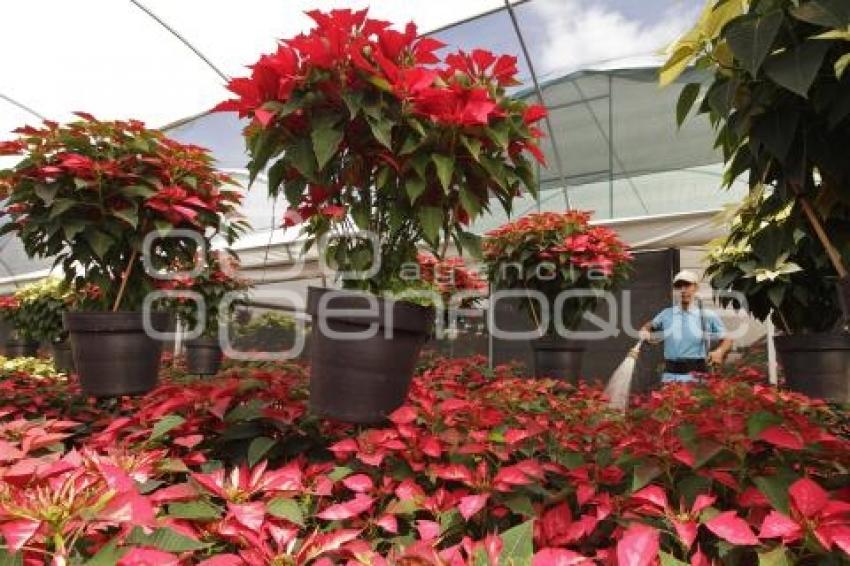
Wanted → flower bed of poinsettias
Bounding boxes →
[0,356,847,565]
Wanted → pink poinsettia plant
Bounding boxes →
[483,210,632,335]
[216,9,547,296]
[0,354,847,563]
[0,115,247,311]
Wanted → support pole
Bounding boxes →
[503,0,571,210]
[608,74,614,219]
[766,316,778,386]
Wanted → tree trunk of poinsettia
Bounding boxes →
[794,192,850,327]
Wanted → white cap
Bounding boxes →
[673,270,699,285]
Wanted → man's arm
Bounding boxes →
[707,312,732,365]
[708,338,733,365]
[639,319,662,344]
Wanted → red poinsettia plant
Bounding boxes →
[0,352,848,564]
[483,211,632,334]
[216,9,547,295]
[416,252,487,309]
[157,250,251,337]
[0,115,247,311]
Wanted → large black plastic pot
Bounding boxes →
[64,312,169,397]
[306,286,434,424]
[774,332,850,403]
[531,336,585,382]
[185,338,223,375]
[5,340,39,358]
[52,341,75,374]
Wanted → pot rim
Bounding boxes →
[306,286,435,334]
[64,311,171,332]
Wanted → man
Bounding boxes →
[640,270,733,383]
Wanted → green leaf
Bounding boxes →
[504,495,536,517]
[311,118,344,170]
[167,500,223,521]
[676,83,702,127]
[498,520,534,566]
[328,466,352,481]
[149,414,185,442]
[224,400,266,423]
[755,474,793,514]
[459,186,482,218]
[752,111,800,161]
[266,159,287,199]
[747,411,783,438]
[706,77,739,118]
[267,497,305,526]
[48,198,77,219]
[368,116,394,149]
[488,122,510,149]
[83,229,113,259]
[286,138,317,181]
[767,285,786,309]
[126,527,209,552]
[763,41,831,98]
[758,546,791,566]
[247,436,276,467]
[400,136,424,156]
[34,183,58,205]
[120,184,157,199]
[341,91,364,118]
[0,549,23,566]
[432,155,455,192]
[84,539,127,566]
[726,12,784,76]
[792,0,850,28]
[112,206,139,229]
[632,460,663,491]
[660,551,689,566]
[460,136,482,162]
[405,176,427,204]
[418,207,443,244]
[457,231,483,260]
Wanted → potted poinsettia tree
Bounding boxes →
[0,293,38,357]
[664,0,850,401]
[160,250,250,375]
[216,9,547,423]
[483,211,632,380]
[0,115,246,396]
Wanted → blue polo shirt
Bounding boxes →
[651,304,725,382]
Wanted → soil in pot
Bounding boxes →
[52,341,75,374]
[774,332,850,403]
[64,312,169,397]
[531,336,586,382]
[306,286,434,425]
[185,338,223,375]
[4,340,39,358]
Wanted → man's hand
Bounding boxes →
[708,349,726,367]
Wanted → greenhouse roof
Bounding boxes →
[1,0,719,283]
